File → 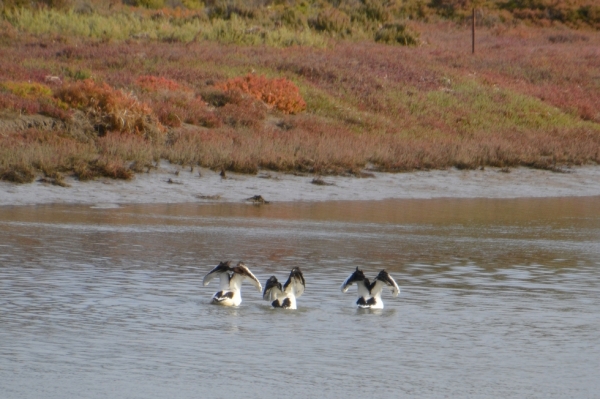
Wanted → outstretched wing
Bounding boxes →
[283,267,305,298]
[263,276,284,301]
[203,261,231,291]
[371,270,400,297]
[341,268,358,293]
[341,267,370,299]
[231,262,263,293]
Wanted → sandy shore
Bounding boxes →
[1,163,599,207]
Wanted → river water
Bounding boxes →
[1,198,599,398]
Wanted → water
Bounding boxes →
[1,198,599,398]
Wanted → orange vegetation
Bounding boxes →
[215,74,307,115]
[54,79,163,139]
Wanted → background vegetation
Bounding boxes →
[1,1,599,183]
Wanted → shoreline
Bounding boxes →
[1,163,600,207]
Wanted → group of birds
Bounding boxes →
[202,261,400,309]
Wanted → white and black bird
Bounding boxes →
[340,267,400,309]
[262,267,305,309]
[202,261,262,306]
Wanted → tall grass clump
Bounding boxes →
[309,7,352,36]
[0,128,97,183]
[374,22,420,46]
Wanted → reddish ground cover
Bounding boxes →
[0,21,599,183]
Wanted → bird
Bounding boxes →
[202,261,262,306]
[340,267,400,309]
[262,267,305,309]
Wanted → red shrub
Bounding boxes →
[54,79,162,138]
[214,74,306,114]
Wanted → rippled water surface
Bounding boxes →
[1,198,600,398]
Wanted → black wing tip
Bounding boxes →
[207,261,232,276]
[350,268,366,281]
[377,269,389,277]
[342,268,363,292]
[283,267,306,290]
[263,275,282,296]
[290,267,305,281]
[265,275,280,288]
[376,269,394,282]
[214,260,232,270]
[375,270,399,295]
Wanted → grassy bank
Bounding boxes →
[1,2,599,183]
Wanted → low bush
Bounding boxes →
[74,157,134,180]
[309,7,352,35]
[54,79,163,139]
[277,8,308,29]
[0,163,36,183]
[374,22,420,46]
[214,74,306,114]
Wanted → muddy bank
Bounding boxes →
[1,162,599,207]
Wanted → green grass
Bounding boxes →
[3,8,329,47]
[423,80,591,134]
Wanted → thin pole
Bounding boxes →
[472,8,476,54]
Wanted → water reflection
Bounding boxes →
[0,198,599,398]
